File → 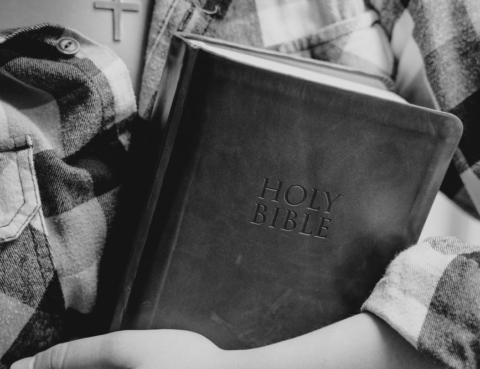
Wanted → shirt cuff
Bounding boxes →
[362,236,480,369]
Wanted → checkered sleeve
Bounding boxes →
[362,237,480,368]
[0,24,137,368]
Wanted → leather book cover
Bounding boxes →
[111,34,462,349]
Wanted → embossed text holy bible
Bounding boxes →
[111,34,462,349]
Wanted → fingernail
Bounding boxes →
[10,357,35,369]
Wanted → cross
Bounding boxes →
[94,0,140,41]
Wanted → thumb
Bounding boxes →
[10,333,137,369]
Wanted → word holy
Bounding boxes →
[250,178,342,239]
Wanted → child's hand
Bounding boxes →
[10,330,237,369]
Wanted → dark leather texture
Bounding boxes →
[114,34,462,349]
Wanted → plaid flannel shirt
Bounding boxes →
[0,24,136,368]
[1,1,480,368]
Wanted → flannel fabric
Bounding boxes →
[0,24,136,368]
[141,1,480,368]
[362,237,480,369]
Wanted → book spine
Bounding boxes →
[110,36,200,331]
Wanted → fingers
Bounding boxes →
[10,332,140,369]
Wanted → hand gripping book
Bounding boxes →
[110,33,462,349]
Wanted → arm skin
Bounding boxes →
[238,313,441,369]
[11,313,442,369]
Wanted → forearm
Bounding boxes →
[11,314,442,369]
[227,313,441,369]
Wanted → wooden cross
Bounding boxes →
[94,0,140,41]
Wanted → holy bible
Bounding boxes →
[110,34,462,349]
